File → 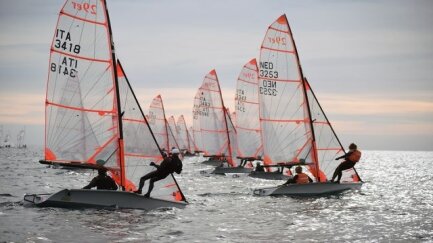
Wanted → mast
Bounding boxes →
[104,0,125,190]
[214,71,233,166]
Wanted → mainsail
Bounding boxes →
[197,70,234,166]
[192,89,203,152]
[259,14,358,182]
[176,115,190,152]
[45,0,120,167]
[235,58,263,159]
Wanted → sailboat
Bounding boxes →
[253,14,362,196]
[17,128,26,148]
[24,0,187,209]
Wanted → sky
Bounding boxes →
[0,0,432,151]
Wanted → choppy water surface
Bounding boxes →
[0,147,432,242]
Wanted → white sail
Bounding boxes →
[259,15,314,168]
[235,58,263,159]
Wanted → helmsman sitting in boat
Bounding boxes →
[331,143,362,183]
[82,168,118,190]
[283,166,313,185]
[134,148,183,198]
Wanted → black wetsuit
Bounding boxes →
[136,155,182,197]
[255,165,265,172]
[331,151,357,182]
[83,174,118,190]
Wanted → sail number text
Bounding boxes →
[236,89,246,112]
[51,57,78,78]
[259,62,278,96]
[55,29,81,54]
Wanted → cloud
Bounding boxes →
[0,92,44,125]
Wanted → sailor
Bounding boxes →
[82,168,118,190]
[134,148,183,198]
[284,166,313,184]
[330,143,362,183]
[255,162,265,172]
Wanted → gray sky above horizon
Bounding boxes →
[0,0,432,151]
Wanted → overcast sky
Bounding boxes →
[0,0,432,151]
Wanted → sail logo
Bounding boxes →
[267,36,287,46]
[71,2,97,15]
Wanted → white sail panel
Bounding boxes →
[235,58,263,158]
[259,15,313,166]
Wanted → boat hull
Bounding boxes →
[253,182,363,196]
[211,167,253,175]
[24,189,187,210]
[249,171,290,180]
[201,159,223,167]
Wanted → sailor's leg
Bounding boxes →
[331,163,343,182]
[135,171,157,193]
[144,177,158,198]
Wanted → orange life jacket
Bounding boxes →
[296,173,310,184]
[348,149,361,162]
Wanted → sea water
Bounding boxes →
[0,147,432,242]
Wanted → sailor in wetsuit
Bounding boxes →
[330,143,362,183]
[82,168,118,190]
[134,148,183,198]
[283,166,313,185]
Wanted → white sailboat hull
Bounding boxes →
[201,159,223,167]
[24,189,187,210]
[253,182,362,196]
